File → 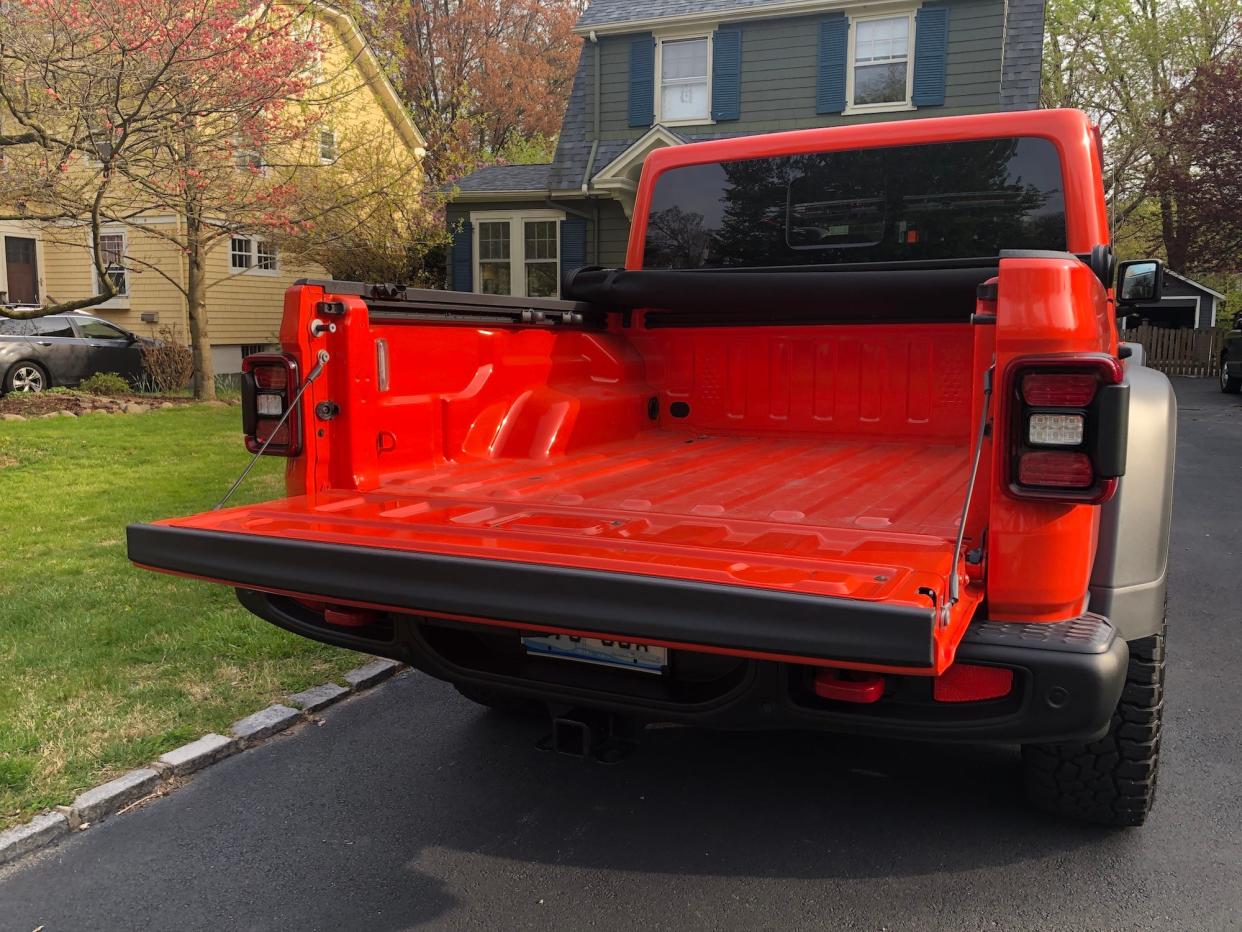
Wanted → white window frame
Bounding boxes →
[654,30,715,126]
[844,7,918,116]
[229,236,279,275]
[470,210,565,300]
[94,228,129,304]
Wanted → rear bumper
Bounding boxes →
[239,589,1127,744]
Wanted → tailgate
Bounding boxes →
[127,484,983,674]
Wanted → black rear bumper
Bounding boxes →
[128,523,1128,743]
[238,588,1127,744]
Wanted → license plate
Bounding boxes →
[522,634,667,674]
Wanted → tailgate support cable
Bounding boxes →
[944,361,994,625]
[212,350,330,511]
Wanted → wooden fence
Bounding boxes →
[1118,325,1221,378]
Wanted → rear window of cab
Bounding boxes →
[642,137,1067,270]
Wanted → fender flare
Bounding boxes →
[1089,351,1176,640]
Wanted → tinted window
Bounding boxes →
[32,317,75,338]
[0,318,36,336]
[643,137,1067,269]
[75,319,129,340]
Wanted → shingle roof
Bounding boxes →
[452,163,551,194]
[577,0,793,29]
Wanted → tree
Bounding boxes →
[1158,53,1242,272]
[1,0,431,398]
[1042,0,1240,265]
[362,0,585,183]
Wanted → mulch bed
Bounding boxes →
[0,391,199,418]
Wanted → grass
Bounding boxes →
[0,406,356,829]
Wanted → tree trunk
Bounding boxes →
[185,238,216,401]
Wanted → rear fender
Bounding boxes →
[1088,361,1176,639]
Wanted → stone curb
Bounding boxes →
[288,682,350,713]
[0,813,69,867]
[344,657,403,691]
[158,733,239,777]
[231,704,302,746]
[0,658,406,870]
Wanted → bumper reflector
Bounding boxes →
[933,664,1014,703]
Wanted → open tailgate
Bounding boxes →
[127,480,983,675]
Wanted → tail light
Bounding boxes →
[241,353,303,456]
[1004,355,1128,504]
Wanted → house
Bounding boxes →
[1119,270,1225,331]
[1,1,426,376]
[445,0,1046,297]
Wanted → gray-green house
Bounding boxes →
[446,0,1046,297]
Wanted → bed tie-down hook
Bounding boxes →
[212,350,330,512]
[943,360,995,626]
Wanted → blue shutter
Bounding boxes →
[912,5,949,107]
[711,27,742,122]
[628,34,656,127]
[450,221,472,292]
[816,15,848,115]
[560,218,588,286]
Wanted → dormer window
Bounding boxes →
[657,36,711,123]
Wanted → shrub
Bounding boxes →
[140,327,193,394]
[79,372,131,396]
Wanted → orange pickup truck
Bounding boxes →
[129,109,1176,826]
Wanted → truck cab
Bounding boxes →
[128,109,1175,827]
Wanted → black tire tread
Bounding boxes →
[1022,626,1165,827]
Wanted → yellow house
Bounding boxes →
[2,1,426,375]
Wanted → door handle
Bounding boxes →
[35,340,52,346]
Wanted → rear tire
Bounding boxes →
[1220,358,1241,393]
[4,361,48,394]
[1022,627,1165,827]
[454,682,541,716]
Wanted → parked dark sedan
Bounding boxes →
[0,312,145,393]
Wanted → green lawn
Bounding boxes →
[0,406,356,829]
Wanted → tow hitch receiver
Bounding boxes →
[539,708,640,764]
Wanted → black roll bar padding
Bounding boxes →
[562,265,999,320]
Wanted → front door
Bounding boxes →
[4,237,39,305]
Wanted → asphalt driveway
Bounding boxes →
[2,377,1240,931]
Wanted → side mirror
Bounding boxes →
[1117,260,1163,304]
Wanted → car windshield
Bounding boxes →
[642,137,1067,270]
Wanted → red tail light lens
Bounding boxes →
[241,353,302,457]
[1021,373,1098,407]
[1017,451,1095,488]
[252,365,289,391]
[1004,355,1128,504]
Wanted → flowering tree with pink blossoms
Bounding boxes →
[0,0,429,398]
